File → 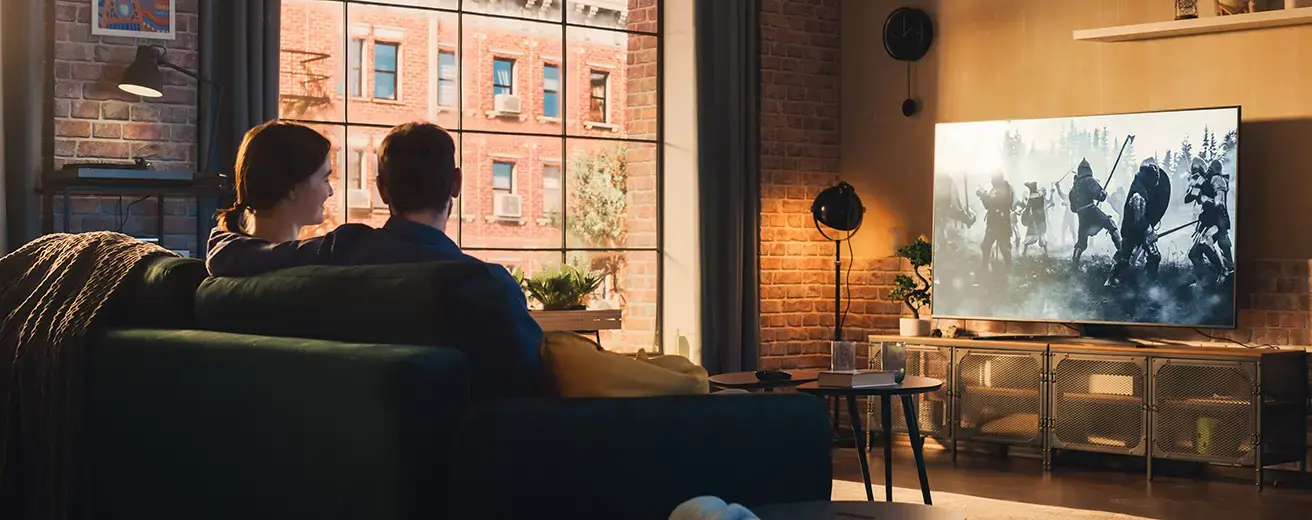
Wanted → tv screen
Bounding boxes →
[931,106,1239,328]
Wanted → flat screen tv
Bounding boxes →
[931,106,1239,328]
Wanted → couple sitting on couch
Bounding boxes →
[206,120,543,372]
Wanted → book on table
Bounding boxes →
[818,370,898,388]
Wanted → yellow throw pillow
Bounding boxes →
[541,331,709,398]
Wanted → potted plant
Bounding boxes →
[888,237,933,337]
[515,264,604,311]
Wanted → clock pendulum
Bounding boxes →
[882,7,934,117]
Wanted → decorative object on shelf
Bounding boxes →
[1217,0,1257,14]
[889,236,932,337]
[882,7,934,117]
[830,341,859,372]
[94,0,176,39]
[811,181,866,349]
[1176,0,1200,19]
[515,264,604,311]
[881,341,907,384]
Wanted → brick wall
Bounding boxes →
[758,0,847,370]
[52,0,200,253]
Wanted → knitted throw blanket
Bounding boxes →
[0,232,175,520]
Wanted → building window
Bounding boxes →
[589,70,609,123]
[542,64,560,118]
[438,51,457,107]
[348,149,365,189]
[542,163,561,215]
[374,42,399,100]
[493,58,515,96]
[347,38,364,97]
[492,161,514,194]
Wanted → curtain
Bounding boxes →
[198,0,281,253]
[696,0,760,375]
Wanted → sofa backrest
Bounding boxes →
[103,255,209,329]
[194,261,537,401]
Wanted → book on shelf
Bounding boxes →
[818,369,898,388]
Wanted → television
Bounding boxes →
[931,106,1239,329]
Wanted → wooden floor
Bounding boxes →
[831,442,1312,520]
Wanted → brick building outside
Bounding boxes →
[279,0,660,351]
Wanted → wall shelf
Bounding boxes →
[1073,7,1312,42]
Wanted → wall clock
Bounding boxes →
[883,7,934,116]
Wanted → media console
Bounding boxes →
[864,335,1307,487]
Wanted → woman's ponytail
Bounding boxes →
[215,204,249,234]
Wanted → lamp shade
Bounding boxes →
[118,46,165,98]
[810,181,865,232]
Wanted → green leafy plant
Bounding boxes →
[888,237,932,319]
[515,264,604,311]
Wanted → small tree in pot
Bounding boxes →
[515,265,604,311]
[888,237,933,336]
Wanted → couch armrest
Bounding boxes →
[87,328,470,520]
[448,393,832,520]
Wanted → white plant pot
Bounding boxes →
[900,318,932,337]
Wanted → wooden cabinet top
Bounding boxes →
[867,335,1305,360]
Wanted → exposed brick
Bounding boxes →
[93,122,122,139]
[101,101,131,120]
[71,100,101,119]
[56,120,91,138]
[77,140,131,159]
[123,123,167,141]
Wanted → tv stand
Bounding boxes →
[969,324,1142,347]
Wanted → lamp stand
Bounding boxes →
[834,239,842,342]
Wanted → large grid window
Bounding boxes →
[279,0,663,353]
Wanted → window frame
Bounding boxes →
[492,57,516,97]
[492,160,515,194]
[347,38,364,98]
[437,49,458,108]
[373,41,401,101]
[542,63,560,119]
[588,69,609,123]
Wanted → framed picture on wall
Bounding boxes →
[92,0,176,40]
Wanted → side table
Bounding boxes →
[797,376,943,504]
[708,369,822,393]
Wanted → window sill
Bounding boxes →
[372,98,405,105]
[486,110,528,121]
[485,215,527,225]
[584,121,619,132]
[537,116,561,124]
[461,215,476,223]
[436,105,455,113]
[535,217,554,226]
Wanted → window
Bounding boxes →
[438,51,457,107]
[279,1,663,353]
[493,58,515,96]
[542,164,561,215]
[374,42,399,100]
[588,70,609,122]
[542,64,560,118]
[347,38,364,97]
[492,161,514,193]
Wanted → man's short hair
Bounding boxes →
[377,122,458,215]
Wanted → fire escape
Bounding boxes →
[280,48,333,119]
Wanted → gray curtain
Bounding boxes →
[198,0,281,251]
[696,0,760,375]
[1,0,50,253]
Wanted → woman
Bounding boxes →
[214,121,334,242]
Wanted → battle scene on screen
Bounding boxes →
[932,108,1238,327]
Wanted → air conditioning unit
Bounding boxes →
[347,188,372,210]
[494,94,521,114]
[493,193,523,218]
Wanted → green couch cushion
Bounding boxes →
[87,328,469,519]
[103,255,208,329]
[194,261,535,401]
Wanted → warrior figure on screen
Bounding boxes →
[976,171,1015,270]
[1105,158,1171,287]
[1017,181,1049,257]
[1052,179,1076,246]
[1185,158,1234,286]
[934,173,977,247]
[1068,158,1123,269]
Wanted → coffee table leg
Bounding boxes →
[881,395,893,502]
[902,394,932,505]
[845,395,874,501]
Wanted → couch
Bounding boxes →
[84,255,833,519]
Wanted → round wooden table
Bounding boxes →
[708,369,822,392]
[753,500,962,520]
[797,376,944,505]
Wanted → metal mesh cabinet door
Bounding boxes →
[955,348,1044,446]
[1050,353,1147,455]
[866,345,952,437]
[1150,359,1257,466]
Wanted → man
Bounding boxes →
[976,171,1015,270]
[1185,158,1234,286]
[1068,158,1122,270]
[1017,181,1048,257]
[206,122,544,382]
[1105,158,1170,287]
[1052,179,1076,247]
